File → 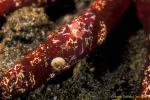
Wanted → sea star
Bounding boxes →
[0,0,149,99]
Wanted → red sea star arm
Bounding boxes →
[0,0,55,16]
[0,0,131,99]
[136,0,150,99]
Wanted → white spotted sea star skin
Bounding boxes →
[0,0,131,99]
[136,0,150,99]
[0,0,55,16]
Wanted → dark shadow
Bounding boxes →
[0,17,6,43]
[0,17,6,29]
[87,3,142,81]
[45,0,76,21]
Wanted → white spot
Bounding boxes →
[52,39,60,44]
[69,55,77,63]
[90,15,96,20]
[51,57,66,72]
[80,43,84,55]
[30,57,41,66]
[47,73,55,81]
